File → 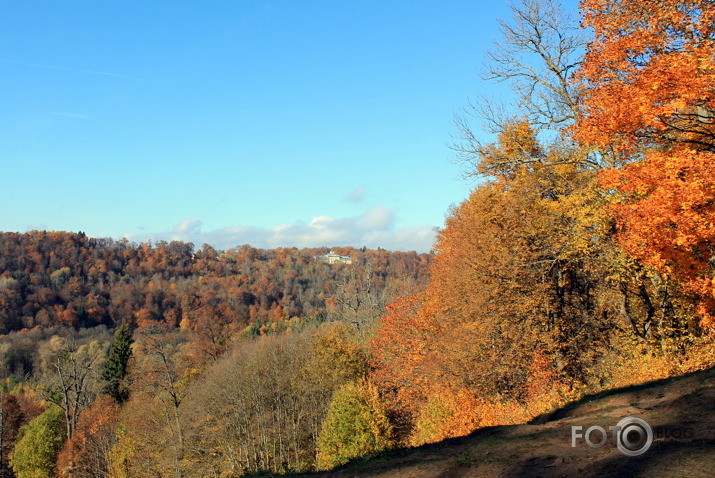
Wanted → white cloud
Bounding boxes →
[359,206,394,230]
[174,217,203,235]
[345,186,366,203]
[124,207,436,252]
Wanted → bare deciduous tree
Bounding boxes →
[486,0,583,126]
[453,0,591,174]
[39,336,108,439]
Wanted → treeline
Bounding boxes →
[0,230,430,334]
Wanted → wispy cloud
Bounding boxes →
[50,112,91,120]
[125,207,436,252]
[0,58,147,82]
[345,186,366,203]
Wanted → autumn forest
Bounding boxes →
[3,0,715,476]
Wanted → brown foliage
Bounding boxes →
[56,396,120,478]
[0,232,430,336]
[0,390,44,476]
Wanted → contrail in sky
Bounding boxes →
[0,58,147,82]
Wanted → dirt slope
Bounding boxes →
[290,367,715,478]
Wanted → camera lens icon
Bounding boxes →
[615,417,653,456]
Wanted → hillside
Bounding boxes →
[292,367,715,478]
[0,231,431,335]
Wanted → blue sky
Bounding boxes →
[0,0,579,252]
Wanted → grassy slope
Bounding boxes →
[290,367,715,478]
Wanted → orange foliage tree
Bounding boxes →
[576,0,715,329]
[369,295,434,436]
[371,122,616,443]
[577,0,715,153]
[55,396,120,478]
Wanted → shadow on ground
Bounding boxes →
[286,366,715,478]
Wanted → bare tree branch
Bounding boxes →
[452,0,590,177]
[484,0,584,127]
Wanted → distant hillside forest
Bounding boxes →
[0,230,431,333]
[0,230,432,329]
[0,230,430,383]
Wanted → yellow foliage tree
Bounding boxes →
[316,380,392,471]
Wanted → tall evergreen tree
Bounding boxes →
[102,324,134,403]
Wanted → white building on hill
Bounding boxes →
[315,250,353,265]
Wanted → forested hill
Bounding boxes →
[0,231,432,334]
